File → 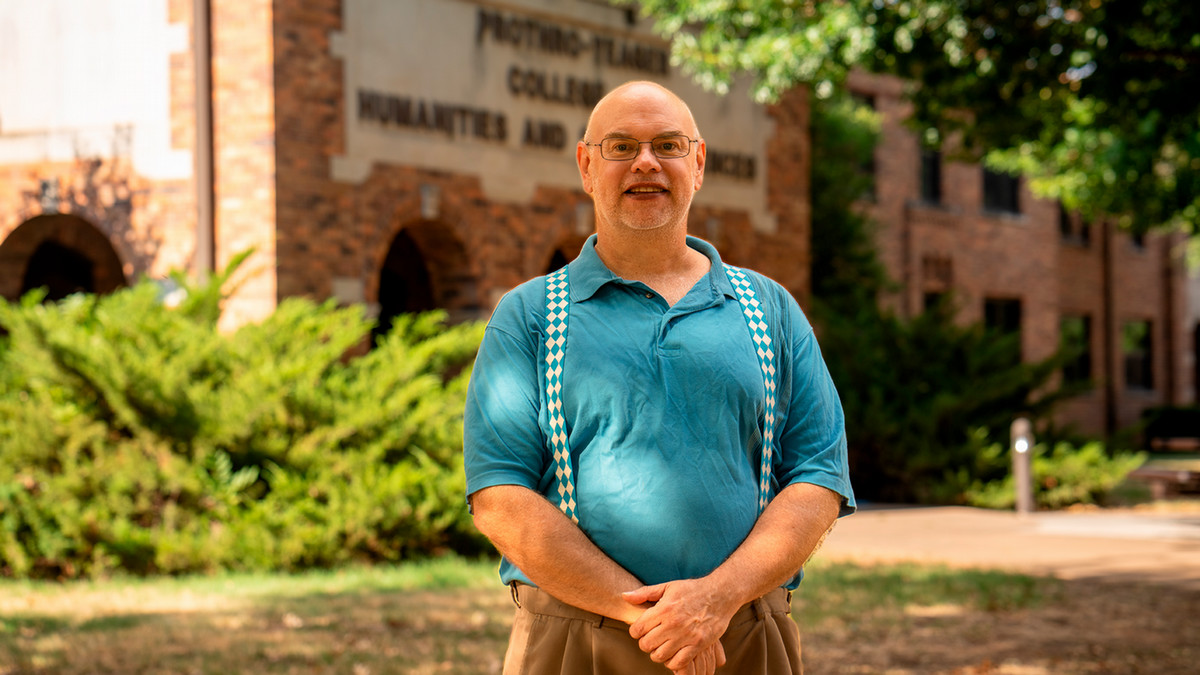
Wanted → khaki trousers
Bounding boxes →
[503,584,804,675]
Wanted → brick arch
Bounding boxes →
[541,232,590,276]
[0,214,128,302]
[373,218,481,331]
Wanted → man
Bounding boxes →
[464,81,855,675]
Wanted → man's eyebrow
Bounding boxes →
[602,130,686,140]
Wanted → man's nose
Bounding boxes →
[630,144,662,172]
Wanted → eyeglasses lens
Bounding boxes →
[601,135,691,160]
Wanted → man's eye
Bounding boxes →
[610,141,633,153]
[657,141,677,151]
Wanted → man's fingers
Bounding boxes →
[623,583,667,608]
[664,644,702,670]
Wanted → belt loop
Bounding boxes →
[786,589,793,605]
[510,582,522,609]
[750,596,766,622]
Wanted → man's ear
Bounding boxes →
[693,139,706,191]
[577,141,593,194]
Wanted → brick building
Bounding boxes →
[849,71,1196,436]
[0,0,810,335]
[2,2,1193,440]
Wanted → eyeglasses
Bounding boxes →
[583,135,699,161]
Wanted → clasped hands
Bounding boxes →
[622,578,738,675]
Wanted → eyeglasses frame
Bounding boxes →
[582,135,701,161]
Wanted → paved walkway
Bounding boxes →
[814,504,1200,589]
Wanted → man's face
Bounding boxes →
[577,84,706,234]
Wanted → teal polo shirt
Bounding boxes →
[464,235,855,589]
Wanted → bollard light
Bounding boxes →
[1011,417,1034,515]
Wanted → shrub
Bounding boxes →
[964,435,1147,510]
[0,257,486,579]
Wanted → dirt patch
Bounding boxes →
[800,577,1199,675]
[1,569,1196,674]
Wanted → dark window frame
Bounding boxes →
[1122,319,1154,391]
[1060,314,1093,384]
[982,167,1021,215]
[920,149,942,205]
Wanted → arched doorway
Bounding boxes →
[23,240,97,300]
[545,249,570,274]
[543,232,588,276]
[0,214,127,302]
[374,220,478,344]
[374,229,435,342]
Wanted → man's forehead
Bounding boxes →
[591,98,694,134]
[584,81,700,141]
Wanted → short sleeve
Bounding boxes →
[767,283,856,516]
[463,289,550,504]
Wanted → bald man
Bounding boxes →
[464,81,855,675]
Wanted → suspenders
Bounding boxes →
[542,263,777,525]
[543,266,577,523]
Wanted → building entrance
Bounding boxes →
[374,229,435,342]
[0,214,127,302]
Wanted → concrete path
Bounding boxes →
[815,504,1200,589]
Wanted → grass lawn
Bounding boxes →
[1,556,1196,674]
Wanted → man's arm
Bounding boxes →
[473,484,729,675]
[624,482,842,670]
[471,484,650,624]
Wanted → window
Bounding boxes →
[1060,315,1092,384]
[920,149,942,205]
[1195,324,1200,402]
[985,297,1022,364]
[851,92,877,201]
[1130,231,1146,251]
[1059,204,1091,246]
[921,254,953,288]
[1122,320,1154,390]
[982,167,1020,214]
[924,291,946,312]
[984,297,1022,335]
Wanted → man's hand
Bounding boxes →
[623,578,737,674]
[674,641,726,675]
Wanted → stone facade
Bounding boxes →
[0,0,810,328]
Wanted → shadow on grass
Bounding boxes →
[2,559,1198,675]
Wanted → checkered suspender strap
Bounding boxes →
[543,266,578,523]
[723,264,778,514]
[542,263,777,522]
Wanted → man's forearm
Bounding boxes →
[706,481,841,605]
[626,482,843,671]
[471,484,647,624]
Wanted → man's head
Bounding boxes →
[577,81,706,235]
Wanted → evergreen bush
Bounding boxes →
[963,435,1147,509]
[808,94,1079,504]
[0,257,486,579]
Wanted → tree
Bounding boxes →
[804,94,1070,503]
[625,0,1199,235]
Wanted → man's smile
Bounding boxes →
[624,183,669,195]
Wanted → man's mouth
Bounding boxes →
[625,185,668,194]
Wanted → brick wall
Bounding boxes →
[212,0,277,330]
[3,1,812,349]
[0,0,198,302]
[851,70,1193,437]
[269,2,813,323]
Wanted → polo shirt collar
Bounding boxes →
[568,233,737,303]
